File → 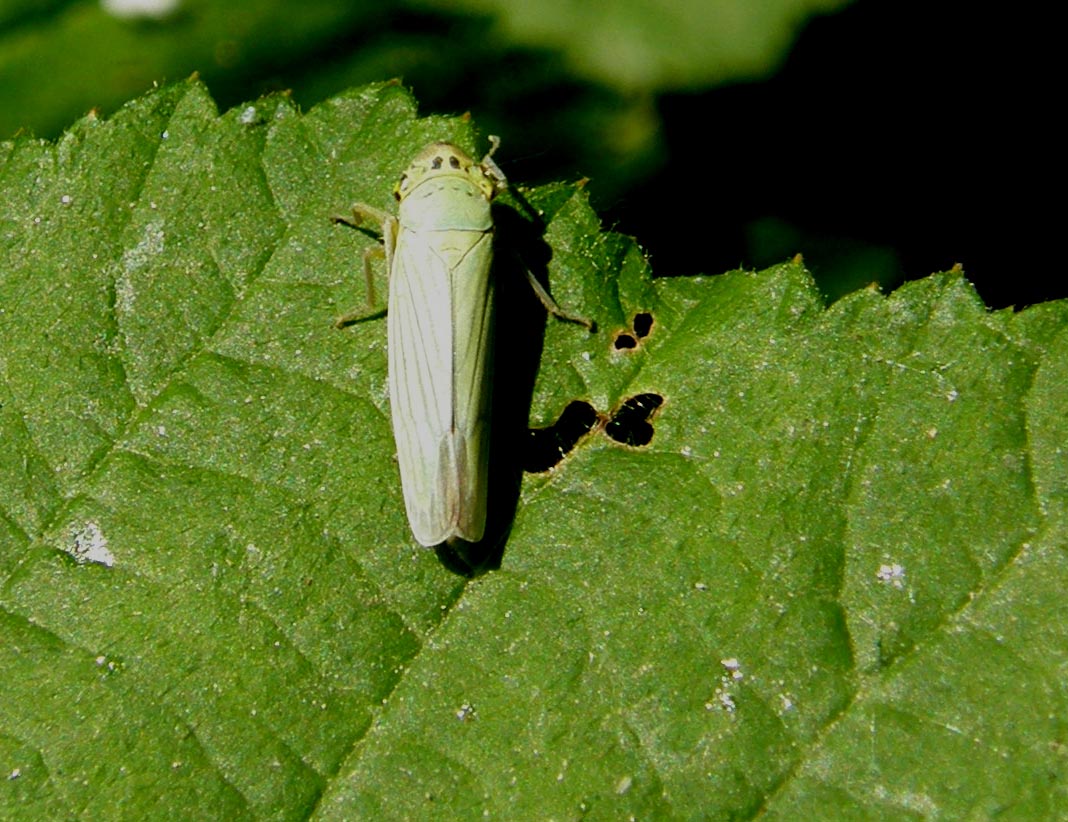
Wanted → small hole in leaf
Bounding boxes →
[605,393,663,447]
[525,401,599,472]
[613,313,654,351]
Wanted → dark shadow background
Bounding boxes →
[607,1,1055,309]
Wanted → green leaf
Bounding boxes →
[2,79,1066,819]
[0,0,851,140]
[0,0,381,138]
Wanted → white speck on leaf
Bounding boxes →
[877,563,906,589]
[66,521,115,567]
[721,658,743,680]
[121,219,165,275]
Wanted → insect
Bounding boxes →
[336,138,591,547]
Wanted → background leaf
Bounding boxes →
[406,0,850,90]
[1,79,1066,819]
[1,1,1058,311]
[0,0,845,136]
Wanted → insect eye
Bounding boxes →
[449,155,461,169]
[431,156,443,170]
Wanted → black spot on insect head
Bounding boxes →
[432,156,443,169]
[605,393,663,447]
[449,155,461,169]
[525,401,599,472]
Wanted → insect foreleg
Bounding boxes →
[333,206,398,327]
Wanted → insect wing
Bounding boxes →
[388,181,495,546]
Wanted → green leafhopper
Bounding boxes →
[338,138,591,549]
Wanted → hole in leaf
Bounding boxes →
[525,400,599,472]
[605,393,664,447]
[613,312,655,351]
